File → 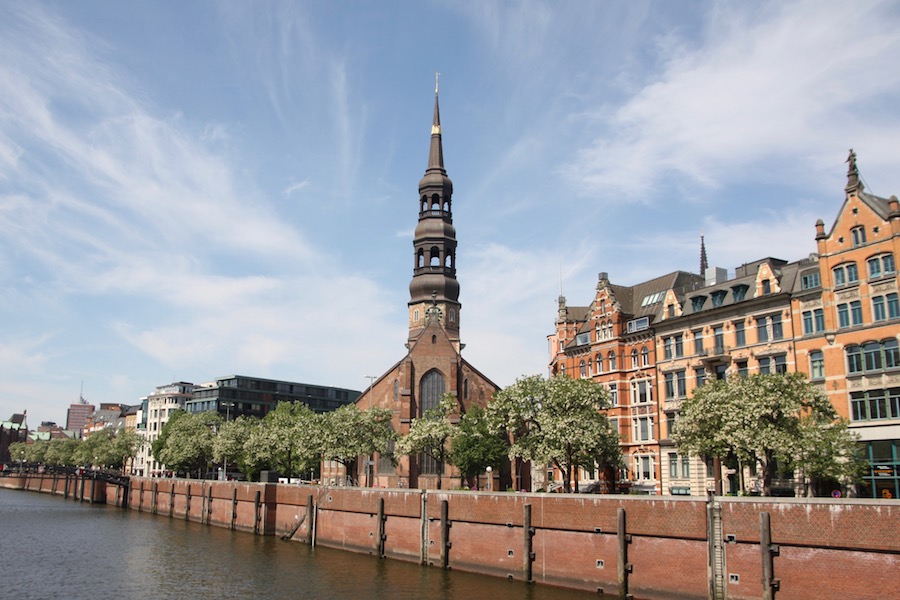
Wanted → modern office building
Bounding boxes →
[185,375,360,419]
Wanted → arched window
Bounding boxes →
[579,360,587,378]
[419,370,447,477]
[417,249,425,268]
[430,246,441,267]
[609,351,617,371]
[414,309,420,322]
[420,370,445,415]
[631,349,639,369]
[641,347,649,366]
[432,334,437,344]
[431,193,440,210]
[596,354,603,374]
[449,308,456,323]
[463,378,469,400]
[393,379,399,401]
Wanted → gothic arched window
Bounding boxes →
[420,370,445,415]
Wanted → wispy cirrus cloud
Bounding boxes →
[562,0,900,201]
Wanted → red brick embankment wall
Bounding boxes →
[3,474,897,600]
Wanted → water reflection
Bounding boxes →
[1,488,602,600]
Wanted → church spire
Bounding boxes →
[409,79,460,346]
[427,76,445,174]
[699,234,708,278]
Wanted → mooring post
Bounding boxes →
[420,492,428,565]
[310,494,318,548]
[206,486,213,525]
[440,499,451,569]
[169,485,175,518]
[760,512,780,600]
[307,494,316,546]
[152,481,158,514]
[254,490,261,535]
[231,487,238,530]
[185,484,192,521]
[79,475,86,504]
[138,479,144,512]
[376,497,386,558]
[524,503,535,583]
[122,479,129,510]
[64,473,70,500]
[617,507,633,600]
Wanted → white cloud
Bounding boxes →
[563,1,900,200]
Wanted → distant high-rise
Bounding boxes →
[65,402,95,436]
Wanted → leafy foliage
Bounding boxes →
[154,410,223,478]
[319,405,396,484]
[212,416,259,479]
[674,373,864,496]
[9,429,142,472]
[397,395,458,489]
[449,404,509,488]
[242,402,319,480]
[485,375,620,493]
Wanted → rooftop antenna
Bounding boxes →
[79,380,86,404]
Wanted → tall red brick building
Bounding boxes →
[550,151,899,499]
[353,87,502,490]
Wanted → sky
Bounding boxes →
[2,1,900,427]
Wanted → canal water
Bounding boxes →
[0,487,606,600]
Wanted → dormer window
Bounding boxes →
[800,271,821,290]
[851,226,867,247]
[732,284,749,302]
[761,279,771,295]
[691,296,706,312]
[710,290,727,307]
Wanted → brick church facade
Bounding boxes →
[351,87,503,491]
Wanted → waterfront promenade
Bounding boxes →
[2,472,897,600]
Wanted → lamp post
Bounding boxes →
[486,466,493,492]
[221,401,235,481]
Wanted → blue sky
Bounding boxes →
[2,1,900,426]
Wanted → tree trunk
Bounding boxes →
[762,450,775,497]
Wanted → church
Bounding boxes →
[350,86,503,490]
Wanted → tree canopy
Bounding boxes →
[674,372,865,496]
[397,395,458,489]
[153,410,223,478]
[486,375,620,493]
[449,404,509,488]
[319,404,396,485]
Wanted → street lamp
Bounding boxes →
[486,465,493,492]
[221,401,235,481]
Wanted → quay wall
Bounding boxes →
[2,473,897,600]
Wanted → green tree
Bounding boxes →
[397,395,458,490]
[674,373,864,496]
[112,430,144,472]
[212,416,258,479]
[8,441,30,467]
[74,428,122,468]
[154,411,223,478]
[486,375,619,493]
[319,405,396,485]
[44,438,81,466]
[449,404,509,488]
[242,402,319,480]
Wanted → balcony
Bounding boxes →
[697,345,731,363]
